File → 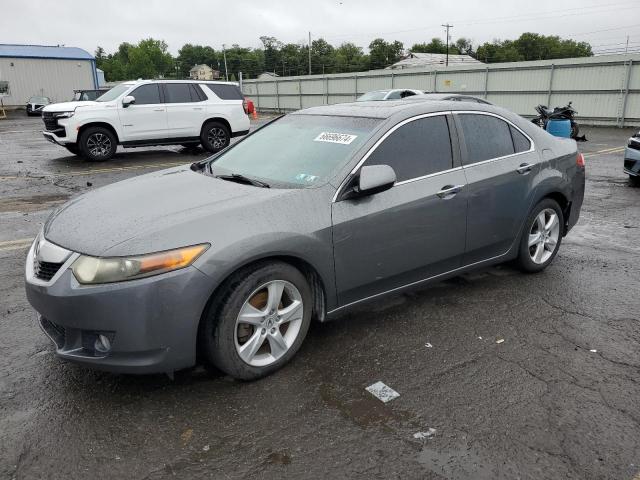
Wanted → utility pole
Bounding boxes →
[625,35,630,54]
[222,44,229,81]
[308,31,312,75]
[442,23,453,67]
[283,59,286,76]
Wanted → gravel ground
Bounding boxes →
[0,114,639,480]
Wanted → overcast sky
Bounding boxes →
[3,0,640,55]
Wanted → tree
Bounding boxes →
[260,36,283,74]
[368,38,404,70]
[311,38,335,74]
[476,33,592,63]
[334,42,368,73]
[94,46,106,64]
[454,38,474,56]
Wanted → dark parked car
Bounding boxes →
[26,96,51,115]
[71,89,110,101]
[624,131,640,186]
[25,100,585,380]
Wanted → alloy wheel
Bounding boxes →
[207,127,227,150]
[86,133,112,158]
[234,280,304,367]
[528,208,560,264]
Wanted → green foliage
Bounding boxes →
[96,33,594,82]
[476,33,593,63]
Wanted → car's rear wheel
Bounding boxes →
[200,121,230,153]
[515,198,563,273]
[79,127,117,161]
[64,144,80,155]
[199,261,312,380]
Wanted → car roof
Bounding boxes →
[295,99,503,119]
[407,93,490,103]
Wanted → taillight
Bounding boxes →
[576,152,585,167]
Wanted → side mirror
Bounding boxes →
[122,95,136,107]
[356,165,396,196]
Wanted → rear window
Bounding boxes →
[510,125,531,153]
[204,84,243,100]
[458,114,515,164]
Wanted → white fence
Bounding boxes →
[241,54,640,127]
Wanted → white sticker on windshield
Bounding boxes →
[314,132,358,145]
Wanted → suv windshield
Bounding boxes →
[95,84,132,102]
[209,115,380,188]
[357,91,388,102]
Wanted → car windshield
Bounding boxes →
[29,96,48,103]
[95,84,131,102]
[357,91,388,101]
[209,115,381,188]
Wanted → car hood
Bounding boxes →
[43,101,98,112]
[44,166,298,256]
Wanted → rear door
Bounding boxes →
[117,83,168,141]
[163,83,207,138]
[332,114,468,306]
[454,112,538,264]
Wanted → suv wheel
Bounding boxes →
[516,198,564,273]
[201,121,230,153]
[80,127,116,161]
[199,261,312,380]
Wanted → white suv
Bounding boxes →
[41,80,251,161]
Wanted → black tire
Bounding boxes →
[200,121,230,153]
[79,126,117,161]
[64,144,80,156]
[629,175,640,187]
[515,198,564,273]
[198,261,313,380]
[570,122,580,139]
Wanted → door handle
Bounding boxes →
[516,163,533,174]
[436,184,464,199]
[153,108,165,112]
[193,107,204,110]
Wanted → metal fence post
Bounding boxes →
[354,75,358,100]
[325,76,329,105]
[275,79,280,113]
[299,79,303,109]
[256,81,260,111]
[620,60,633,128]
[391,72,395,88]
[433,70,438,93]
[484,66,489,99]
[547,64,555,106]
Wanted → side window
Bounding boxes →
[385,90,402,100]
[203,84,244,100]
[365,115,453,182]
[400,90,417,98]
[165,83,194,103]
[458,114,515,164]
[130,84,162,105]
[189,84,206,102]
[510,125,531,153]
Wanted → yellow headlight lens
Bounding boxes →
[72,244,209,284]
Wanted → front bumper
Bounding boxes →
[25,241,215,374]
[624,143,640,177]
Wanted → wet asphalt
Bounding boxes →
[0,113,639,480]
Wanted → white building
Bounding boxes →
[0,44,98,107]
[388,52,483,70]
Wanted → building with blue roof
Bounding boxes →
[0,44,98,107]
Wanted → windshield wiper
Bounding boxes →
[216,173,270,188]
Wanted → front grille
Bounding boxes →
[42,112,58,131]
[34,260,63,281]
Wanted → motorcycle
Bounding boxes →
[531,102,580,139]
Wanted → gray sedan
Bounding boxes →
[25,100,585,380]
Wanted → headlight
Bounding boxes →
[71,244,209,284]
[54,111,75,118]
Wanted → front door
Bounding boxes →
[332,114,468,306]
[117,83,168,141]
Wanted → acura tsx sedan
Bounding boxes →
[25,100,585,380]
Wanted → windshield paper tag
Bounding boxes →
[314,132,357,145]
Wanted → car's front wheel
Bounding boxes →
[79,127,117,161]
[200,121,230,153]
[199,261,312,380]
[516,198,564,273]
